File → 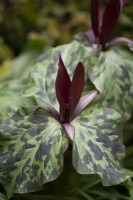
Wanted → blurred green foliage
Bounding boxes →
[0,0,90,58]
[0,0,91,79]
[0,0,133,80]
[0,0,133,63]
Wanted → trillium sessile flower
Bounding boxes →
[85,0,133,50]
[39,56,98,139]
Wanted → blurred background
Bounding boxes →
[0,0,133,80]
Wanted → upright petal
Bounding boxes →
[90,0,99,38]
[100,0,122,45]
[56,55,71,104]
[56,55,71,122]
[69,62,84,118]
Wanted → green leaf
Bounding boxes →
[71,104,131,186]
[89,47,133,121]
[0,107,68,198]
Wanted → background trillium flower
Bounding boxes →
[85,0,133,50]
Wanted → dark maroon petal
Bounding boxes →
[90,0,99,37]
[70,90,98,121]
[55,56,71,103]
[100,0,121,45]
[55,56,71,121]
[56,55,71,104]
[69,62,84,117]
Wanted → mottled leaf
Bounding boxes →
[89,47,133,121]
[72,104,131,186]
[0,107,68,198]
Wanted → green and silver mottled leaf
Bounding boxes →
[89,47,133,121]
[72,105,131,186]
[0,107,68,198]
[23,40,95,107]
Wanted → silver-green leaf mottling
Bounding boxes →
[0,107,68,198]
[89,47,133,121]
[72,105,131,186]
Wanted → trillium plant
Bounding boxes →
[85,0,133,50]
[0,0,133,199]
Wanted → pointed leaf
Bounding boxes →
[0,107,68,198]
[100,0,121,44]
[72,105,131,186]
[90,0,99,38]
[69,62,84,117]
